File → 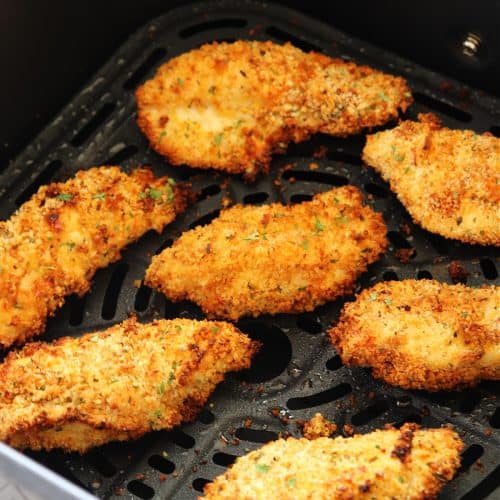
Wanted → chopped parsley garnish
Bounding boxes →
[167,362,178,385]
[314,216,325,233]
[148,188,162,200]
[390,144,405,162]
[158,380,166,395]
[92,192,106,200]
[255,464,270,474]
[461,311,469,318]
[214,133,223,146]
[378,91,390,102]
[335,215,348,225]
[57,193,73,201]
[243,232,260,241]
[287,477,296,489]
[152,409,163,419]
[302,239,309,250]
[176,325,183,332]
[404,166,411,174]
[62,241,76,251]
[384,298,392,305]
[333,197,340,204]
[177,77,184,86]
[167,178,176,186]
[211,326,219,334]
[369,292,378,301]
[156,130,168,144]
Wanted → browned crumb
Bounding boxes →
[448,260,470,284]
[395,247,415,263]
[303,413,337,439]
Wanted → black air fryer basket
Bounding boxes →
[0,2,498,499]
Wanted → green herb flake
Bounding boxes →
[110,378,119,384]
[177,77,184,86]
[92,192,106,200]
[335,215,348,225]
[62,241,76,251]
[164,184,174,203]
[243,232,260,241]
[148,188,162,200]
[255,464,270,474]
[176,325,183,332]
[152,409,163,419]
[384,298,392,305]
[452,191,459,199]
[461,311,469,318]
[57,193,73,201]
[398,476,406,484]
[302,239,309,250]
[167,178,176,186]
[314,216,325,233]
[214,133,223,146]
[158,380,166,395]
[378,91,390,102]
[391,144,405,162]
[211,326,219,334]
[369,292,378,301]
[404,166,411,174]
[333,197,340,204]
[287,477,296,489]
[167,362,178,385]
[156,130,168,144]
[404,91,412,97]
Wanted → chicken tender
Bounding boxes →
[203,423,463,499]
[136,40,412,180]
[0,166,188,350]
[328,280,499,391]
[145,186,387,321]
[362,113,500,245]
[0,317,258,452]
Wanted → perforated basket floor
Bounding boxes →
[0,1,499,499]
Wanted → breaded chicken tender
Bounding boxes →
[363,113,500,245]
[0,317,258,452]
[203,423,463,499]
[0,166,188,350]
[145,186,387,320]
[136,40,412,180]
[329,280,499,391]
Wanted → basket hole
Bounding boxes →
[236,322,292,383]
[326,355,343,371]
[155,238,174,255]
[480,258,498,280]
[351,400,389,426]
[383,270,399,281]
[105,144,138,164]
[123,48,167,90]
[197,408,215,424]
[417,270,433,280]
[167,429,195,449]
[287,383,352,410]
[134,284,152,312]
[489,125,500,137]
[393,413,423,428]
[198,184,221,202]
[290,193,313,204]
[235,427,278,444]
[243,192,269,205]
[387,231,412,249]
[296,313,322,334]
[413,92,472,122]
[459,390,482,413]
[70,102,115,147]
[101,263,129,320]
[460,464,500,500]
[147,454,175,474]
[327,150,362,165]
[282,169,349,186]
[213,452,238,467]
[127,480,154,499]
[490,407,500,428]
[266,26,322,53]
[189,209,221,229]
[85,451,117,477]
[15,160,62,206]
[192,478,212,493]
[179,19,247,38]
[364,182,389,198]
[459,444,484,473]
[68,294,86,326]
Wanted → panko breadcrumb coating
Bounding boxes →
[302,413,337,439]
[0,317,258,453]
[363,113,500,245]
[136,40,412,180]
[0,166,188,350]
[145,186,387,320]
[328,280,499,391]
[203,424,463,499]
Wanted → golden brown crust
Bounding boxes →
[145,186,387,320]
[362,113,500,245]
[0,317,258,452]
[0,166,188,350]
[136,40,412,180]
[203,424,463,499]
[302,413,337,439]
[328,279,500,391]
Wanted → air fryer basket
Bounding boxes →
[0,1,498,499]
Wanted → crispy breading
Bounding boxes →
[302,413,337,439]
[0,166,188,350]
[136,40,412,180]
[0,317,258,453]
[362,113,500,245]
[328,280,499,391]
[145,186,387,320]
[203,423,463,499]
